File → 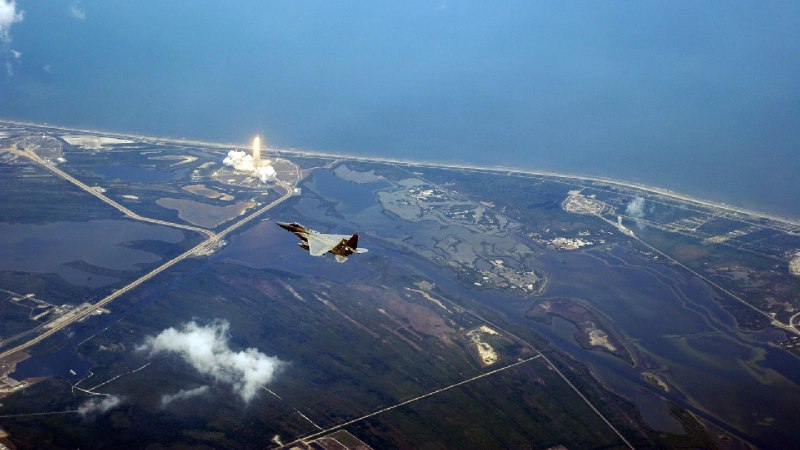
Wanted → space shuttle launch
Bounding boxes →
[220,133,276,183]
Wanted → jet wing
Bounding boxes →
[307,232,352,257]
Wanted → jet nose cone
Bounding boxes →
[277,222,301,232]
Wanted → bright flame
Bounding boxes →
[252,135,261,165]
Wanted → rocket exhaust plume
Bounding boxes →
[252,135,261,167]
[221,133,276,182]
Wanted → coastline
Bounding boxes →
[3,118,799,228]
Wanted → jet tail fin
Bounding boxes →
[346,234,367,254]
[346,234,359,249]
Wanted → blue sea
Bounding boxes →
[2,1,799,218]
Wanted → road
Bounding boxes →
[277,357,542,449]
[412,285,636,449]
[788,311,800,332]
[0,147,294,361]
[11,146,214,239]
[3,118,799,228]
[2,120,796,445]
[279,354,633,450]
[2,137,637,447]
[587,207,800,337]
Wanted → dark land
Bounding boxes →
[1,121,799,448]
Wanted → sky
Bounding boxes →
[2,1,799,217]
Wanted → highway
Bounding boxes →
[790,313,800,342]
[278,357,543,449]
[0,147,294,361]
[630,233,800,337]
[1,121,797,446]
[2,138,637,446]
[3,118,799,228]
[572,200,800,337]
[279,354,633,450]
[12,147,214,239]
[412,285,636,450]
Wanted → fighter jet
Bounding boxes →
[277,222,368,263]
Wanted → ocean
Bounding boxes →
[3,1,799,218]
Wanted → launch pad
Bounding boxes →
[212,157,300,189]
[211,135,301,189]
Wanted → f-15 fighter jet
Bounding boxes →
[277,222,368,263]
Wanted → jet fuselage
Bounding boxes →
[277,222,366,262]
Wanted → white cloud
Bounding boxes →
[78,395,123,417]
[0,0,23,43]
[625,196,646,229]
[161,385,210,406]
[138,319,283,402]
[4,47,19,76]
[70,1,85,20]
[625,196,645,218]
[222,150,276,182]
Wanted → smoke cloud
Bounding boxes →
[625,196,646,229]
[138,319,283,402]
[222,150,253,171]
[78,395,123,417]
[161,385,209,406]
[222,150,277,182]
[70,1,86,20]
[625,196,645,218]
[0,0,23,43]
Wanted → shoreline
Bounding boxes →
[3,118,799,228]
